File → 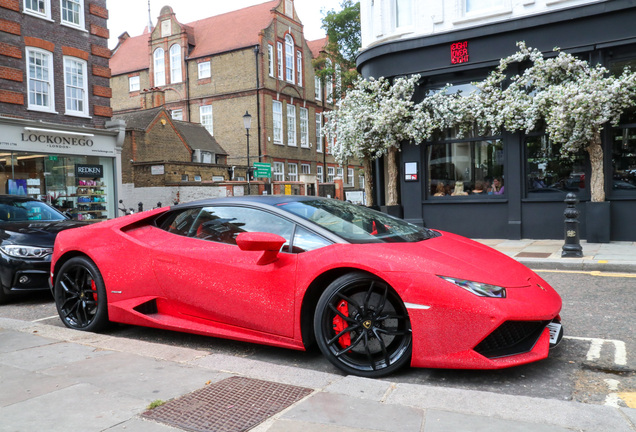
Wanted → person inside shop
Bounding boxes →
[433,182,446,196]
[451,180,468,196]
[471,181,487,194]
[490,177,505,195]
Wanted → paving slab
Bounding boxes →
[264,419,376,432]
[0,329,57,354]
[0,383,145,432]
[422,410,574,432]
[0,364,75,407]
[281,392,424,432]
[0,340,111,372]
[322,375,393,401]
[104,418,183,431]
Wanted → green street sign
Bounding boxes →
[253,162,272,178]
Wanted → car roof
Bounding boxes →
[173,195,330,209]
[0,194,40,204]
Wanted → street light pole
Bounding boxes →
[243,111,252,195]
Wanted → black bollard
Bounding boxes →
[138,202,143,213]
[562,193,583,258]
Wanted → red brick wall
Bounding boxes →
[0,66,22,81]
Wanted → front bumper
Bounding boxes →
[0,253,52,294]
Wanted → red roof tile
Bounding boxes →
[111,1,280,76]
[307,37,328,58]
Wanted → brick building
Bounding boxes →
[0,0,124,219]
[109,0,364,200]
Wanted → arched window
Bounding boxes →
[285,34,295,83]
[154,48,165,86]
[170,44,182,83]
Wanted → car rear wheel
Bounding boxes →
[314,272,412,377]
[54,256,108,332]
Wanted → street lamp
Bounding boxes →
[243,110,252,195]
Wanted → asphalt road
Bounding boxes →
[1,270,634,408]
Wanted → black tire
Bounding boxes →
[314,272,412,377]
[54,256,108,332]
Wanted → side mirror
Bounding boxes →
[236,232,286,265]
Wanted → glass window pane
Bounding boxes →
[611,126,636,196]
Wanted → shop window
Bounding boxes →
[63,56,88,117]
[611,123,636,196]
[170,44,182,84]
[526,135,586,199]
[154,48,165,86]
[198,61,211,79]
[273,101,283,144]
[61,0,84,28]
[24,0,51,19]
[26,47,55,113]
[427,139,504,198]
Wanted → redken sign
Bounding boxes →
[75,164,104,178]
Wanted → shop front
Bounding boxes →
[357,1,636,241]
[0,117,121,221]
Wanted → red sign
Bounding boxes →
[451,41,469,64]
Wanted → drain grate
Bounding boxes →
[142,376,312,432]
[515,252,552,258]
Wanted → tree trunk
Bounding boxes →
[586,133,605,203]
[386,146,399,206]
[362,157,374,207]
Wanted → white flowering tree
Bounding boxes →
[323,75,434,206]
[467,42,636,202]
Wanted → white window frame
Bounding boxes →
[153,48,165,87]
[200,105,213,135]
[24,0,51,19]
[296,50,303,87]
[316,113,323,153]
[277,42,284,79]
[171,109,183,120]
[337,167,344,180]
[63,56,88,117]
[327,166,335,183]
[170,44,182,84]
[301,164,310,175]
[60,0,84,28]
[26,47,55,113]
[394,0,413,29]
[273,100,283,144]
[359,173,365,189]
[299,108,309,148]
[315,76,322,101]
[198,61,211,79]
[464,0,508,16]
[288,163,298,181]
[129,75,140,92]
[273,161,284,181]
[287,104,296,146]
[268,45,275,77]
[317,165,324,183]
[285,34,295,84]
[347,168,354,186]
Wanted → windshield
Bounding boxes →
[276,199,437,243]
[0,198,67,222]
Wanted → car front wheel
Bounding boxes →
[54,256,108,332]
[314,272,412,377]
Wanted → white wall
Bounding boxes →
[118,183,232,213]
[360,0,604,49]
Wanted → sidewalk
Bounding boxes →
[1,316,635,432]
[475,238,636,273]
[1,239,636,432]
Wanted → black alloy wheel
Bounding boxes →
[54,256,108,332]
[314,272,412,377]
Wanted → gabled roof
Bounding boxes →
[112,107,228,156]
[111,1,280,76]
[307,37,328,58]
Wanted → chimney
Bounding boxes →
[141,88,166,108]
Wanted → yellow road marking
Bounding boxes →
[536,269,636,278]
[618,392,636,408]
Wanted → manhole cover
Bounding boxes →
[515,252,552,258]
[142,376,312,432]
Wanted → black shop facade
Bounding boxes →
[357,0,636,241]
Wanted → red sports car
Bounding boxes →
[51,196,563,377]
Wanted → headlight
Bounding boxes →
[0,245,53,259]
[439,276,506,298]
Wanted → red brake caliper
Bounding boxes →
[91,279,98,301]
[332,300,351,349]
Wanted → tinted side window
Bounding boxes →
[192,206,294,247]
[156,208,200,236]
